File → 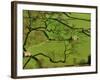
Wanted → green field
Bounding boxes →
[23,10,91,69]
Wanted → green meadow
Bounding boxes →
[23,11,91,69]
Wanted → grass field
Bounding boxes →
[23,11,91,69]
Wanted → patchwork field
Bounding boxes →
[23,11,91,69]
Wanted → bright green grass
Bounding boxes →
[27,41,67,61]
